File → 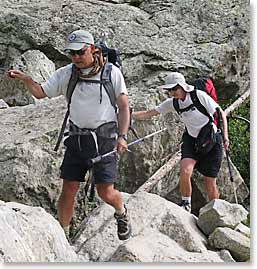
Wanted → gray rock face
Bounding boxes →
[0,98,64,212]
[0,200,79,262]
[0,97,92,229]
[0,0,249,96]
[0,50,55,106]
[197,199,248,235]
[208,227,250,262]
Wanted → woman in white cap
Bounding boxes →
[132,72,229,213]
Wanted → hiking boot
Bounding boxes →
[114,206,132,240]
[179,200,191,213]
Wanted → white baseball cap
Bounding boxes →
[65,30,94,50]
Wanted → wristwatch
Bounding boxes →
[118,134,128,142]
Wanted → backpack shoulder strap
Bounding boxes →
[66,64,79,104]
[190,90,213,122]
[54,64,79,152]
[173,98,180,114]
[101,62,117,111]
[172,98,195,114]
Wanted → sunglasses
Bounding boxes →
[166,84,181,92]
[67,45,90,56]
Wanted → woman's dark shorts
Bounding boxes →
[60,134,117,183]
[181,132,223,178]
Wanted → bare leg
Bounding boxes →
[96,183,131,240]
[179,158,197,197]
[57,179,80,227]
[96,183,123,210]
[204,176,219,201]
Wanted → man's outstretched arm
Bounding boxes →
[7,69,46,99]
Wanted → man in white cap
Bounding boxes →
[7,29,132,241]
[132,72,229,213]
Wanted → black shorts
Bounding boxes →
[60,135,117,184]
[181,132,223,178]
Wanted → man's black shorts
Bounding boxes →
[181,132,223,178]
[60,134,117,183]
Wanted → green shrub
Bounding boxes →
[227,100,250,192]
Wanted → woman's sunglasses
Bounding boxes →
[166,84,181,92]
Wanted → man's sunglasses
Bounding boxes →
[67,45,90,56]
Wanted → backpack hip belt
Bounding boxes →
[68,121,118,139]
[68,121,94,136]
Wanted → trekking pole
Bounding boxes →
[89,128,167,165]
[225,149,238,204]
[216,108,238,204]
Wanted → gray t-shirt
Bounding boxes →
[41,64,127,129]
[155,90,219,138]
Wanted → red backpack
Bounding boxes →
[192,78,217,102]
[192,78,218,126]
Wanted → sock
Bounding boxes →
[115,206,126,216]
[62,225,70,237]
[182,196,191,203]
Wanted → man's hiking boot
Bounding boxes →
[114,206,132,240]
[179,200,191,213]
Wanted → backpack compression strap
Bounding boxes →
[54,65,79,152]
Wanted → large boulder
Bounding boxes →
[72,191,235,262]
[208,227,250,262]
[110,228,234,262]
[0,97,94,230]
[0,200,80,262]
[1,191,250,262]
[196,199,248,235]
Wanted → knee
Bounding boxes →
[97,190,112,202]
[97,186,115,203]
[180,166,193,179]
[204,181,218,193]
[180,160,195,179]
[60,180,79,200]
